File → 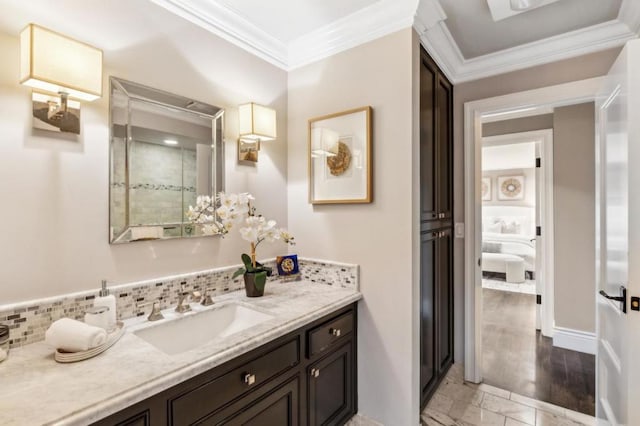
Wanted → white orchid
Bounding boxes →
[186,192,295,268]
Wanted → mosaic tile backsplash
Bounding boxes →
[0,258,358,349]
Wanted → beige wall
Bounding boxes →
[0,4,288,304]
[483,114,553,138]
[452,48,619,360]
[287,28,419,425]
[553,102,596,332]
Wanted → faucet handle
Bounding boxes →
[201,286,216,306]
[137,300,164,321]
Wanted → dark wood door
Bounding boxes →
[207,376,300,426]
[436,76,453,220]
[307,342,354,426]
[420,52,438,223]
[436,229,454,373]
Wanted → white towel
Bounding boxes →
[45,318,107,352]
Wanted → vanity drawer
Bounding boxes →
[307,311,354,358]
[169,337,300,425]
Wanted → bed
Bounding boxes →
[482,206,536,276]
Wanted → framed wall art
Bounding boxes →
[481,177,492,201]
[308,106,372,204]
[497,175,525,201]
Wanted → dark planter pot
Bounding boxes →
[244,271,267,297]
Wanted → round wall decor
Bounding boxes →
[326,142,352,176]
[501,178,522,198]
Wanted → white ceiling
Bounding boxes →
[440,0,622,58]
[0,0,638,83]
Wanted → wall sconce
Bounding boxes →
[20,24,103,135]
[237,102,276,163]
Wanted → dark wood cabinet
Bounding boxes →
[307,342,354,426]
[93,304,357,426]
[211,375,300,426]
[420,47,454,409]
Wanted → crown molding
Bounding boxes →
[151,0,418,72]
[287,0,417,70]
[150,0,288,69]
[153,0,639,83]
[415,2,638,84]
[618,0,640,34]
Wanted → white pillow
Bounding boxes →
[502,220,521,234]
[487,222,502,233]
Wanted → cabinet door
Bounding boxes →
[420,52,438,223]
[436,229,453,373]
[205,376,300,426]
[436,75,453,220]
[420,231,438,402]
[308,342,354,426]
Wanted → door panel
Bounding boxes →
[420,54,437,222]
[308,343,353,426]
[420,232,437,399]
[596,40,640,426]
[437,229,453,372]
[436,77,453,220]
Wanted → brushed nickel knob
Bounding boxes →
[311,368,320,378]
[243,373,256,386]
[330,328,341,337]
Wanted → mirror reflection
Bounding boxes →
[109,77,224,243]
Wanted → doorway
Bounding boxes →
[463,78,603,416]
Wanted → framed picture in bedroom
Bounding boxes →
[481,177,492,201]
[498,175,525,201]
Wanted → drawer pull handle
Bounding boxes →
[243,373,256,386]
[330,328,341,337]
[311,368,320,378]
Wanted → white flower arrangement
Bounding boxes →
[186,192,295,272]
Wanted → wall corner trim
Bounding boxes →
[552,326,596,355]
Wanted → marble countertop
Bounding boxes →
[0,281,361,426]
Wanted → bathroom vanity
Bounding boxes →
[0,278,360,426]
[95,303,357,426]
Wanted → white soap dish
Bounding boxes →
[54,322,125,363]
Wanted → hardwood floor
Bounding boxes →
[482,288,596,416]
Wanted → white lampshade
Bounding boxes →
[20,24,103,101]
[238,103,276,141]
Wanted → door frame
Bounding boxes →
[463,76,605,383]
[480,129,554,337]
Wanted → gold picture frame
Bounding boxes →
[308,106,372,204]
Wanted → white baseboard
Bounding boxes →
[552,327,596,355]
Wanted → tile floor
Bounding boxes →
[421,364,596,426]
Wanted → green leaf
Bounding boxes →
[254,271,267,292]
[232,267,246,279]
[241,253,253,270]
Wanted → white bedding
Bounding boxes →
[482,232,536,271]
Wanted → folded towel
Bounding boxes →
[45,318,107,352]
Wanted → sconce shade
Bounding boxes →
[20,24,103,101]
[238,103,276,141]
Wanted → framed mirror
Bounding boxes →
[109,77,224,243]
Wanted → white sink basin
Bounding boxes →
[133,303,273,355]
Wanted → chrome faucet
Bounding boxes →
[137,299,164,321]
[175,284,201,313]
[201,287,216,306]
